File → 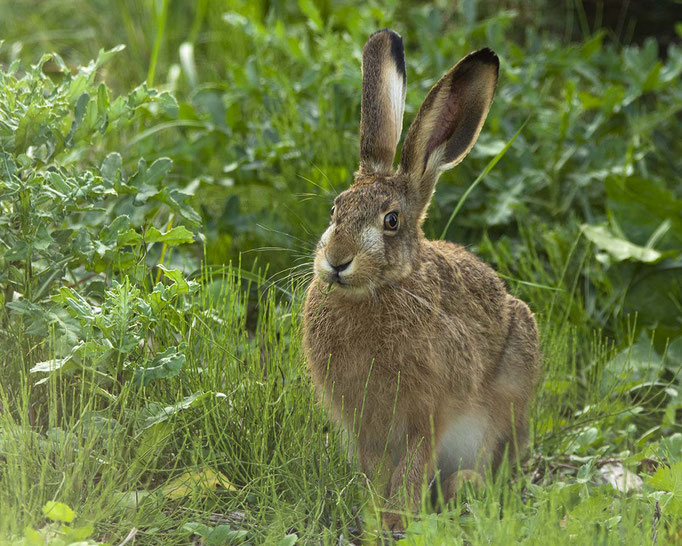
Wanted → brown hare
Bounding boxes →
[303,28,541,531]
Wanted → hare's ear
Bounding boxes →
[398,48,498,213]
[359,29,406,175]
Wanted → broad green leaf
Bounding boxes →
[162,467,236,500]
[62,525,95,541]
[22,526,45,546]
[111,489,156,512]
[100,152,122,184]
[606,177,682,250]
[140,391,207,429]
[67,93,90,144]
[581,224,662,263]
[183,521,212,537]
[155,188,202,228]
[601,332,663,392]
[626,260,682,331]
[145,226,194,246]
[99,215,132,243]
[42,501,76,523]
[116,228,143,247]
[30,355,72,374]
[206,526,248,545]
[133,346,186,386]
[278,534,298,546]
[144,157,173,187]
[157,91,179,117]
[156,265,198,294]
[648,462,682,516]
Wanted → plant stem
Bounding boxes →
[147,0,170,88]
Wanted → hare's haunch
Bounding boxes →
[303,28,541,531]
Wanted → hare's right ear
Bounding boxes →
[359,29,406,175]
[398,49,499,216]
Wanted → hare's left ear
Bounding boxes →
[398,48,499,214]
[359,29,407,175]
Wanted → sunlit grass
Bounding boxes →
[1,254,679,543]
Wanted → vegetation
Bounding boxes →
[0,0,680,543]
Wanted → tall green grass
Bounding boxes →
[2,253,680,543]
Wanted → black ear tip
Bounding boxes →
[365,28,406,82]
[472,47,500,68]
[366,28,404,53]
[368,28,403,42]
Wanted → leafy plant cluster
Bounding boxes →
[0,46,201,392]
[3,2,679,347]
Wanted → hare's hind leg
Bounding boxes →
[490,297,541,466]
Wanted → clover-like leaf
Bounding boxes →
[42,501,76,523]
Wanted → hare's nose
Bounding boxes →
[330,258,353,272]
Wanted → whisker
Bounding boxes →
[255,224,312,247]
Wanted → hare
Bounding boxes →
[303,28,540,530]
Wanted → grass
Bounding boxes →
[1,256,680,544]
[0,0,681,543]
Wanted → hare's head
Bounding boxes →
[313,29,499,295]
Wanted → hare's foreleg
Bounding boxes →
[357,445,393,497]
[383,432,433,530]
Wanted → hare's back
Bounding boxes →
[426,240,508,310]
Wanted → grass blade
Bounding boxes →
[440,117,529,240]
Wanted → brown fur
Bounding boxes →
[360,29,406,175]
[303,30,541,531]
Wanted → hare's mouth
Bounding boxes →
[319,269,354,288]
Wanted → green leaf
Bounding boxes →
[117,228,143,247]
[145,226,194,246]
[156,265,198,295]
[626,261,682,331]
[139,391,224,429]
[154,188,202,228]
[278,534,298,546]
[298,0,323,30]
[602,333,663,392]
[206,526,247,545]
[144,157,173,187]
[648,462,682,516]
[133,345,186,386]
[606,177,682,250]
[101,152,122,184]
[42,501,76,523]
[99,215,132,243]
[94,44,126,69]
[97,82,110,117]
[30,355,73,374]
[157,91,179,117]
[183,521,212,538]
[581,224,662,263]
[162,467,236,500]
[62,525,95,541]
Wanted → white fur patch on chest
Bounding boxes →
[437,410,490,475]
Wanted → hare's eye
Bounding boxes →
[330,205,335,217]
[384,211,399,231]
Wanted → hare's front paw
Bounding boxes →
[445,469,485,500]
[382,511,405,532]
